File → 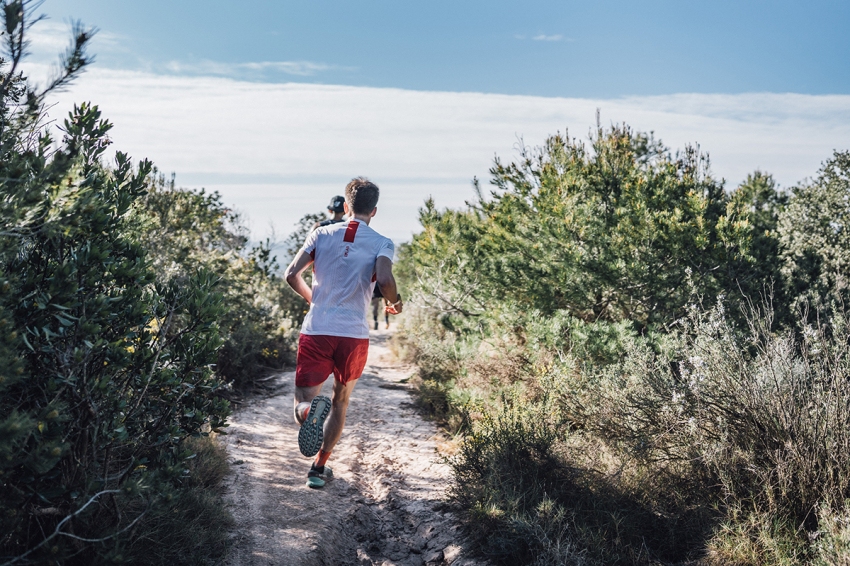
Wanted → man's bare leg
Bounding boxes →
[293,378,357,451]
[320,377,358,452]
[294,384,323,425]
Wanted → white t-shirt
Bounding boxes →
[300,218,395,339]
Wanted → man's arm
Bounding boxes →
[375,256,403,314]
[285,249,314,304]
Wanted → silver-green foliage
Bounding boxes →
[592,303,850,527]
[779,151,850,315]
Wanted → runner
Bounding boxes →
[371,285,391,330]
[284,177,403,489]
[312,195,346,229]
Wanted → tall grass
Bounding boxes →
[592,305,850,534]
[117,436,234,565]
[399,302,850,564]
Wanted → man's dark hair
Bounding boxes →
[345,177,380,215]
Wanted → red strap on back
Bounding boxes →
[343,221,359,243]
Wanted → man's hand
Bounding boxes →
[376,256,402,314]
[385,296,403,315]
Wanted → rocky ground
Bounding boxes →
[223,330,487,566]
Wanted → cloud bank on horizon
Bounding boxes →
[35,65,849,244]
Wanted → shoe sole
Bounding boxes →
[298,396,331,457]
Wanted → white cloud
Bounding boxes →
[25,20,123,64]
[240,61,338,75]
[18,19,126,91]
[26,20,72,54]
[42,69,850,244]
[22,18,342,82]
[516,34,572,42]
[532,34,566,42]
[164,59,346,77]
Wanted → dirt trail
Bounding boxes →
[223,330,487,566]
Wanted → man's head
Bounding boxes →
[327,195,345,214]
[344,177,380,217]
[327,195,345,220]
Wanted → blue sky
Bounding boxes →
[24,1,850,244]
[41,0,850,97]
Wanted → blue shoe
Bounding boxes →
[298,396,331,457]
[306,465,333,489]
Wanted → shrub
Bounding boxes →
[726,172,789,325]
[0,99,231,562]
[449,399,573,564]
[116,436,234,566]
[449,395,715,565]
[403,126,753,331]
[398,124,850,563]
[591,304,850,532]
[425,298,850,564]
[133,173,300,389]
[0,8,233,563]
[813,502,850,566]
[778,151,850,318]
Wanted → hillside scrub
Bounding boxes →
[0,4,299,563]
[133,173,302,389]
[407,127,752,329]
[398,125,850,564]
[779,151,850,316]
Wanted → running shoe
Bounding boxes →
[306,465,333,489]
[298,395,331,457]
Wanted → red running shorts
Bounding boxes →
[295,334,370,387]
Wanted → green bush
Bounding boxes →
[0,90,231,560]
[404,126,753,330]
[779,151,850,318]
[0,7,286,563]
[398,125,850,564]
[133,173,301,389]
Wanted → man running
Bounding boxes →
[371,285,390,330]
[284,177,403,489]
[312,195,346,229]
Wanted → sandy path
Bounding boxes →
[223,330,487,566]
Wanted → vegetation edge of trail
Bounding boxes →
[395,125,850,565]
[0,4,305,563]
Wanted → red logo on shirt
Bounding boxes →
[343,221,359,243]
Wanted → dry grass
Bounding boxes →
[118,435,234,565]
[403,303,850,564]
